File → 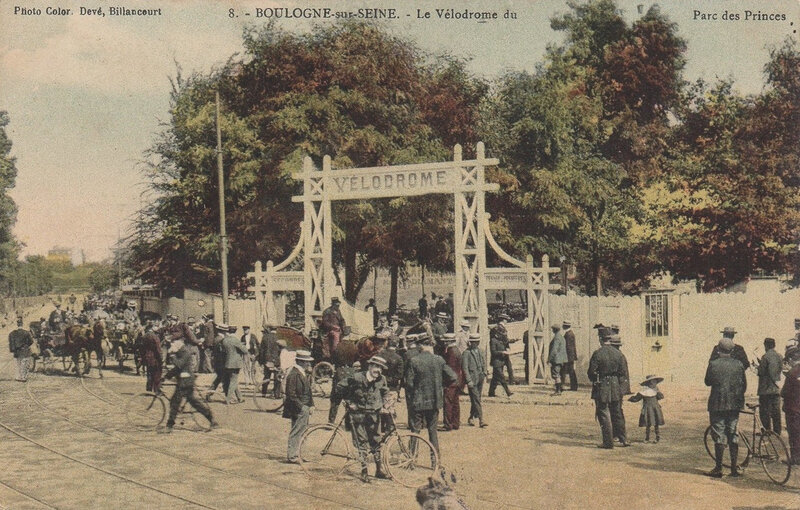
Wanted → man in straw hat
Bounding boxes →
[548,324,568,396]
[588,333,627,449]
[781,346,800,465]
[432,312,449,356]
[441,333,463,430]
[710,326,749,370]
[454,319,471,355]
[336,355,390,482]
[461,332,488,427]
[283,350,314,463]
[705,336,747,477]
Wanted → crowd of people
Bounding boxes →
[8,293,800,487]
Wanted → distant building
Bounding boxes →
[46,247,72,265]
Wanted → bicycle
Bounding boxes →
[298,408,439,488]
[125,390,212,432]
[703,402,792,485]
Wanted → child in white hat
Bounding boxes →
[628,375,665,443]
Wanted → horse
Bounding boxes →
[64,324,103,377]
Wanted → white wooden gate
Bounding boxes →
[248,143,558,383]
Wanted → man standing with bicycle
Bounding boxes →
[781,347,800,465]
[756,337,783,434]
[284,350,314,464]
[336,355,390,483]
[705,337,747,478]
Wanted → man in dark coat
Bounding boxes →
[8,317,33,382]
[609,334,630,445]
[284,350,314,463]
[488,327,513,397]
[431,312,448,356]
[462,333,487,427]
[588,334,627,449]
[364,298,379,329]
[141,323,163,394]
[563,321,578,391]
[441,333,463,430]
[402,334,422,429]
[709,326,749,370]
[781,347,800,465]
[321,297,346,359]
[48,304,63,332]
[548,325,568,396]
[418,294,429,320]
[705,337,747,477]
[404,334,457,455]
[757,337,783,434]
[163,340,217,431]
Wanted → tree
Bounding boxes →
[0,111,20,292]
[650,39,800,290]
[482,1,686,294]
[88,263,119,293]
[130,21,485,311]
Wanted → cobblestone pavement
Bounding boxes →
[0,309,798,509]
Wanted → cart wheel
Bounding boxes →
[311,361,334,398]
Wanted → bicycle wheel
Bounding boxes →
[252,374,284,412]
[311,361,334,398]
[299,424,353,480]
[187,404,213,432]
[758,430,791,485]
[126,392,166,430]
[703,426,750,469]
[383,432,439,488]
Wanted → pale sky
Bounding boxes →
[1,0,797,262]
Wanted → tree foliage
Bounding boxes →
[0,111,20,291]
[130,21,485,306]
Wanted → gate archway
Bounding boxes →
[249,143,559,383]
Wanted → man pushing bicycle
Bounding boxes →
[336,355,390,483]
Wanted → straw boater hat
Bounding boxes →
[640,375,663,386]
[720,326,737,335]
[468,333,481,342]
[405,333,418,345]
[417,332,432,344]
[606,334,622,346]
[460,319,471,328]
[442,333,456,343]
[436,312,448,320]
[214,322,230,332]
[295,350,313,362]
[562,320,572,327]
[367,356,388,370]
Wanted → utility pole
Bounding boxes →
[216,91,230,323]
